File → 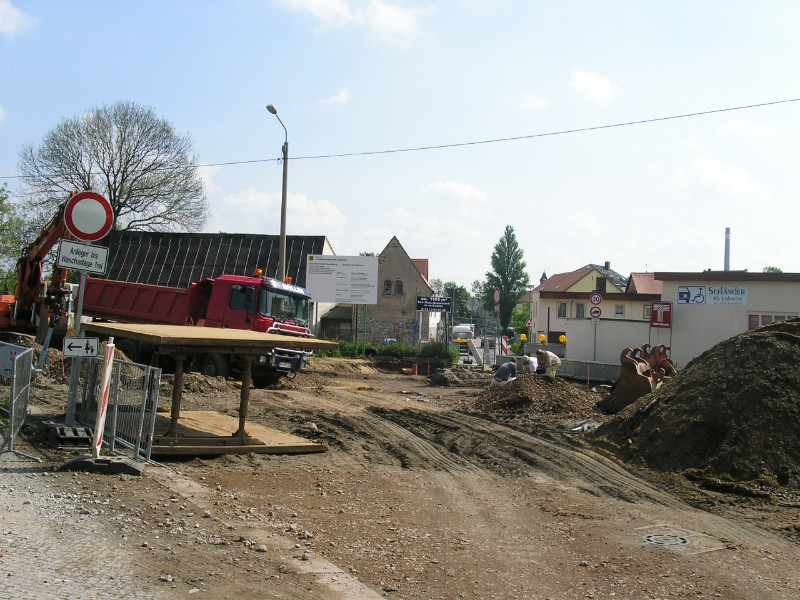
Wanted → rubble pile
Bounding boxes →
[471,374,601,418]
[589,319,800,491]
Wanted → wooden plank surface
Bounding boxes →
[82,322,338,351]
[152,410,328,456]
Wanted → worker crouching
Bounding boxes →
[536,349,561,378]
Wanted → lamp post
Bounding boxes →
[527,284,535,349]
[267,104,288,281]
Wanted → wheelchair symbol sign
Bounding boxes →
[677,286,706,305]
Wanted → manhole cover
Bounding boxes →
[637,524,725,555]
[643,533,692,546]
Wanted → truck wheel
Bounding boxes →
[201,354,229,378]
[116,339,139,363]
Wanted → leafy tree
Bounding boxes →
[510,304,529,336]
[481,225,530,330]
[429,278,470,320]
[763,266,783,273]
[17,101,208,232]
[0,184,27,292]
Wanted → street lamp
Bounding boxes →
[267,104,288,281]
[527,284,535,347]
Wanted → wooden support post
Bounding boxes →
[166,354,186,436]
[233,357,254,438]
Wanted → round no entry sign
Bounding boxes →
[64,191,114,242]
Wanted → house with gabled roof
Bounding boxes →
[320,237,438,344]
[524,262,639,343]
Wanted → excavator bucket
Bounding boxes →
[597,346,676,414]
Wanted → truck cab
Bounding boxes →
[194,275,313,379]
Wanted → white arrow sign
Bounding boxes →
[63,337,99,358]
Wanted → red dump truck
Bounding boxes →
[81,273,314,382]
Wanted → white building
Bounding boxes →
[649,271,800,368]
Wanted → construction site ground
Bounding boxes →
[3,342,800,599]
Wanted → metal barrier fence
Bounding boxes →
[0,341,40,461]
[561,359,621,384]
[78,356,162,462]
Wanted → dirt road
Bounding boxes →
[8,358,800,599]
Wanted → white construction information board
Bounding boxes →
[305,255,378,304]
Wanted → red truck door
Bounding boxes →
[219,283,258,330]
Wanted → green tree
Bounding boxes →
[482,226,530,330]
[0,184,27,293]
[763,266,783,273]
[18,100,208,232]
[429,278,470,320]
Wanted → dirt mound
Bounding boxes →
[588,319,800,492]
[465,374,601,418]
[428,366,489,387]
[160,372,239,395]
[306,357,376,376]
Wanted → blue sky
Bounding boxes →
[2,0,799,289]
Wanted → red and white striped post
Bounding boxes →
[91,338,116,459]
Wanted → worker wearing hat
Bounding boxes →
[520,354,538,374]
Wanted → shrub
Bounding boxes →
[419,342,457,365]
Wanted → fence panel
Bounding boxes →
[78,356,161,462]
[1,341,39,461]
[562,359,620,384]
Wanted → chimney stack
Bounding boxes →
[724,228,730,271]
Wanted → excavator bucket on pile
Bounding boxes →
[597,344,676,414]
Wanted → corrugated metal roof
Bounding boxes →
[97,231,329,288]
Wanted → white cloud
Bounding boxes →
[0,0,36,36]
[320,88,352,105]
[206,186,346,238]
[0,105,6,125]
[675,156,770,200]
[569,69,623,104]
[722,120,774,141]
[517,92,550,111]
[424,180,487,218]
[278,0,432,39]
[360,207,491,284]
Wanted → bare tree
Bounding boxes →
[17,101,209,231]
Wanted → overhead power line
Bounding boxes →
[2,98,798,180]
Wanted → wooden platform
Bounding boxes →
[151,410,328,456]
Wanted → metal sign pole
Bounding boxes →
[65,270,88,425]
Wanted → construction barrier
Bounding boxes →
[561,359,621,384]
[78,356,162,462]
[0,341,40,462]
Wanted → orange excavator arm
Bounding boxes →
[14,201,71,309]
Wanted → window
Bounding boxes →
[615,304,625,317]
[394,279,404,296]
[643,304,652,319]
[596,277,607,293]
[575,303,585,319]
[383,280,392,295]
[748,313,797,330]
[229,285,255,313]
[557,302,567,318]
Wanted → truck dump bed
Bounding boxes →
[82,277,191,325]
